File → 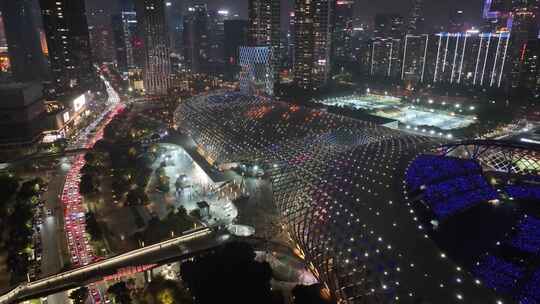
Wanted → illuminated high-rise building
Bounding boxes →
[368,37,401,78]
[401,34,430,83]
[407,0,424,34]
[239,46,274,95]
[400,31,511,88]
[482,0,512,31]
[112,11,139,72]
[89,25,116,63]
[374,13,404,38]
[431,32,510,87]
[287,12,296,70]
[247,0,280,84]
[183,4,210,73]
[135,0,171,95]
[39,0,93,94]
[449,9,466,32]
[208,9,229,66]
[293,0,335,91]
[224,19,248,80]
[333,0,354,61]
[164,0,183,55]
[509,0,539,89]
[0,0,49,83]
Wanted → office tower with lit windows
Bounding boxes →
[374,13,404,39]
[0,0,49,83]
[287,12,295,69]
[482,0,512,31]
[509,0,539,89]
[431,32,510,87]
[183,4,210,73]
[164,0,183,55]
[208,9,229,67]
[333,0,354,61]
[112,11,138,72]
[39,0,93,94]
[368,37,402,79]
[135,0,171,95]
[400,31,511,88]
[293,0,335,91]
[401,34,430,84]
[407,0,424,34]
[247,0,280,84]
[89,25,116,63]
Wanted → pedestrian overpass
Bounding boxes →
[0,227,232,304]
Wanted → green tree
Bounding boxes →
[17,179,41,200]
[181,242,274,304]
[69,287,89,304]
[86,211,103,241]
[0,174,19,210]
[144,276,193,304]
[126,188,149,206]
[80,174,97,195]
[107,281,131,304]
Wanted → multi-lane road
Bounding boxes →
[35,77,123,304]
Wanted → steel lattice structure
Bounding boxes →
[439,140,540,175]
[174,92,525,303]
[239,46,274,96]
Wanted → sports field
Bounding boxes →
[318,94,475,130]
[319,94,401,110]
[376,107,475,130]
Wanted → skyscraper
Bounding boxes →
[482,0,512,31]
[287,12,295,69]
[0,0,49,83]
[401,34,430,83]
[183,4,210,73]
[333,0,354,61]
[39,0,93,94]
[509,0,540,89]
[368,37,401,78]
[89,24,116,63]
[247,0,280,83]
[208,9,229,66]
[449,9,466,32]
[294,0,335,91]
[112,11,138,73]
[135,0,171,95]
[164,0,183,55]
[224,19,248,78]
[374,13,405,38]
[400,31,511,88]
[407,0,424,34]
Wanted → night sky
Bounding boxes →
[197,0,485,30]
[90,0,486,31]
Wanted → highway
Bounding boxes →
[0,227,231,304]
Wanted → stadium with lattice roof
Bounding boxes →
[175,92,540,304]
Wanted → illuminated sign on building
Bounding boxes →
[63,112,70,123]
[73,94,86,112]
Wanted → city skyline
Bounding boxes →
[0,0,539,304]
